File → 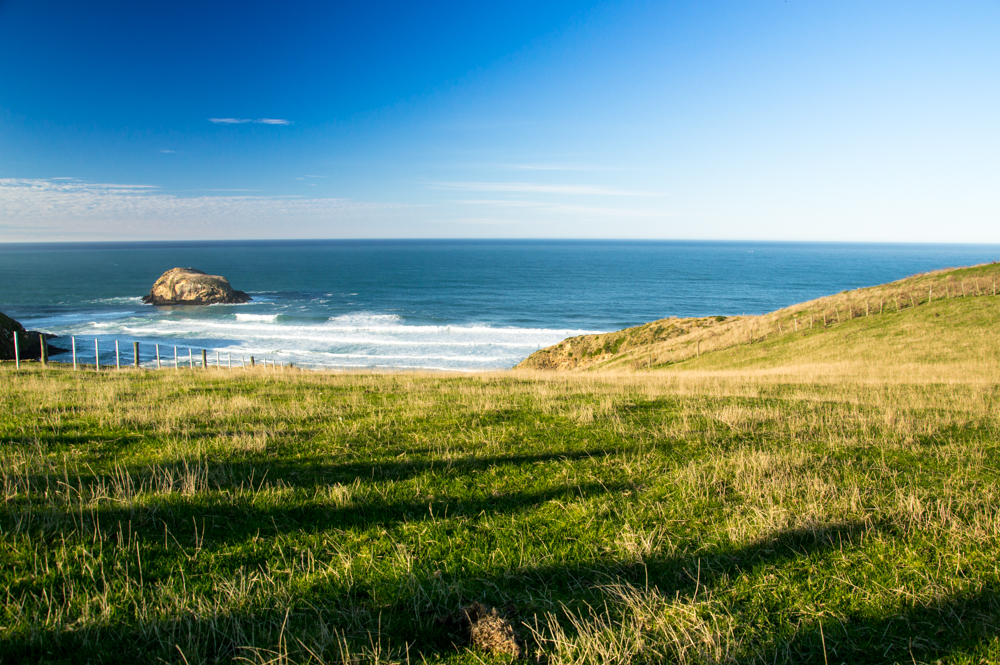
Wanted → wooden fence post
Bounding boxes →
[156,344,161,369]
[250,356,255,367]
[174,346,178,370]
[95,338,100,371]
[72,336,78,370]
[134,341,140,368]
[202,349,208,369]
[40,336,47,367]
[188,348,193,369]
[115,340,121,370]
[13,332,20,369]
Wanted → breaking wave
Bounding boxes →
[34,309,599,371]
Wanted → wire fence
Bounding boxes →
[9,333,288,372]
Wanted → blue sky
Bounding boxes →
[1,0,998,241]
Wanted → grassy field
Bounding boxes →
[3,283,1000,663]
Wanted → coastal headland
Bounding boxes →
[2,264,1000,663]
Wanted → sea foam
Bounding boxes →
[36,309,598,370]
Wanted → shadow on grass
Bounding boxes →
[1,446,623,506]
[5,519,998,664]
[754,587,1000,664]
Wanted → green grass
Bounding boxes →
[679,292,1000,373]
[2,358,1000,664]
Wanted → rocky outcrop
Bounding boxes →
[1,311,66,361]
[142,268,251,306]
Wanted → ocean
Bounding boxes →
[1,240,998,371]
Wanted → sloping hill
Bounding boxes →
[517,262,1000,373]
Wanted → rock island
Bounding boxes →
[142,267,251,305]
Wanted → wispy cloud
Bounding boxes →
[504,164,608,172]
[432,181,659,197]
[455,198,663,218]
[208,118,293,125]
[160,149,175,153]
[0,178,401,240]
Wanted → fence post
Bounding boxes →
[228,353,232,370]
[13,332,20,369]
[115,340,121,370]
[188,348,193,369]
[134,342,140,368]
[250,356,255,367]
[202,349,208,369]
[40,336,47,367]
[156,344,161,369]
[72,336,78,370]
[174,346,178,370]
[95,338,100,371]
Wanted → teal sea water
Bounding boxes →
[1,240,998,370]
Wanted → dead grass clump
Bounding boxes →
[460,603,523,658]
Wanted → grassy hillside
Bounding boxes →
[2,359,1000,663]
[518,262,1000,373]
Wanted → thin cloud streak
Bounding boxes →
[504,163,618,172]
[433,181,660,196]
[456,198,664,218]
[208,118,293,125]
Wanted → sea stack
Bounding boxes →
[142,267,251,305]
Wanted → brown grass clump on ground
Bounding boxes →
[462,603,523,658]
